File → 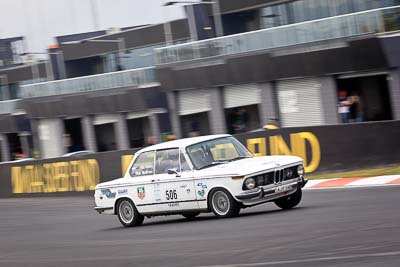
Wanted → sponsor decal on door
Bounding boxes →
[137,186,145,200]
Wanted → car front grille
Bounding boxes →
[252,165,299,187]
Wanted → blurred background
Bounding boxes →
[2,3,400,265]
[0,0,400,163]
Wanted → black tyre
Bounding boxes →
[274,188,302,210]
[116,199,144,227]
[209,188,240,218]
[181,212,200,219]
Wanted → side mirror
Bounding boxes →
[167,168,180,177]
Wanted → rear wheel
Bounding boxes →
[209,189,240,218]
[117,199,144,227]
[181,212,200,219]
[274,188,302,210]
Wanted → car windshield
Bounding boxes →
[186,136,253,170]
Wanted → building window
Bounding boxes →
[102,44,164,72]
[260,0,400,30]
[0,83,19,101]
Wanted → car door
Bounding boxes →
[128,150,156,210]
[151,148,198,212]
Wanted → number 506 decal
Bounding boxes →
[166,190,177,200]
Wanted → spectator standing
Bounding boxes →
[349,94,363,122]
[189,120,200,137]
[232,108,248,133]
[338,90,351,123]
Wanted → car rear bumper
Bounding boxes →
[94,206,113,214]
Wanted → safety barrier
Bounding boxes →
[1,120,399,197]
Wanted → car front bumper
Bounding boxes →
[235,178,308,205]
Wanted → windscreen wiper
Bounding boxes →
[228,156,252,162]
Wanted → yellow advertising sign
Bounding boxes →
[11,159,100,193]
[121,154,134,176]
[246,132,321,173]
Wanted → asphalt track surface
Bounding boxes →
[1,186,400,267]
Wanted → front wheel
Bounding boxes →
[274,188,302,210]
[117,199,144,227]
[209,189,240,218]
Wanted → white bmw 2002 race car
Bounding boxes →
[94,134,307,227]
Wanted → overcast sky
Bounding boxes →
[0,0,186,55]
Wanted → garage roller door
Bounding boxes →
[179,89,210,116]
[277,78,325,127]
[224,84,261,108]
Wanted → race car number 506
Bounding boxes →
[166,190,177,200]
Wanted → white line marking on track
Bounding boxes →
[195,251,400,267]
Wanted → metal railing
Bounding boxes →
[156,6,400,64]
[19,67,157,98]
[0,99,19,114]
[14,6,400,100]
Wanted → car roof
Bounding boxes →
[138,134,232,153]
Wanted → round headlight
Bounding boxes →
[245,177,256,190]
[297,165,305,176]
